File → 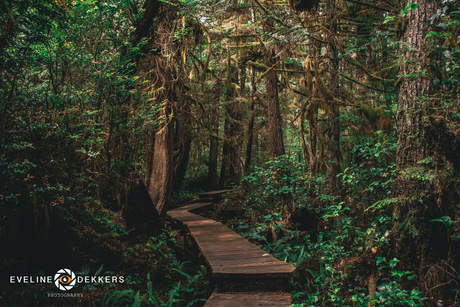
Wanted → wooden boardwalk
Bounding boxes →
[167,190,295,306]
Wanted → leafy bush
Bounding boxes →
[103,229,209,307]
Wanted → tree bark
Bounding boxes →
[219,102,241,187]
[392,2,459,303]
[208,85,220,189]
[396,0,437,169]
[134,0,161,44]
[148,113,174,217]
[245,66,256,173]
[264,48,285,157]
[220,49,242,187]
[172,102,192,191]
[325,0,341,195]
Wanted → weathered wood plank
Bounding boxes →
[168,208,295,276]
[198,189,231,197]
[205,292,291,307]
[168,202,214,213]
[166,189,295,304]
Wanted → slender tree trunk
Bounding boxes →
[307,41,319,182]
[208,85,220,189]
[245,66,256,173]
[219,114,231,188]
[143,128,155,189]
[220,48,242,187]
[172,101,192,191]
[264,48,285,157]
[325,0,341,195]
[219,101,241,186]
[134,0,161,45]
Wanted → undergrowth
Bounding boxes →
[215,134,433,306]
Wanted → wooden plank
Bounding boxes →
[169,202,214,212]
[168,211,295,275]
[206,254,277,262]
[212,262,293,271]
[205,292,291,307]
[199,189,231,195]
[198,189,231,197]
[166,189,296,303]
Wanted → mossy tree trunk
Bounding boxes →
[324,0,341,196]
[264,47,285,158]
[392,1,459,303]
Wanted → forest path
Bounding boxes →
[167,190,295,306]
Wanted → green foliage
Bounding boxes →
[383,3,419,24]
[103,229,208,306]
[220,132,417,306]
[341,131,397,206]
[0,0,158,261]
[102,267,207,307]
[241,155,308,215]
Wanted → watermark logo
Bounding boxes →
[9,267,124,294]
[54,268,76,291]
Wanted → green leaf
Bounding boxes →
[383,15,396,24]
[376,257,386,265]
[401,3,419,16]
[95,264,104,276]
[389,258,400,268]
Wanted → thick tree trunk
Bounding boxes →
[396,0,437,169]
[392,1,459,304]
[264,48,285,157]
[148,114,174,216]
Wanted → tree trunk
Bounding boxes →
[396,0,437,169]
[220,49,242,187]
[148,113,174,216]
[134,0,161,44]
[264,47,285,157]
[219,114,231,188]
[219,101,241,187]
[392,1,459,304]
[245,66,256,173]
[172,102,192,191]
[208,85,220,189]
[325,0,341,195]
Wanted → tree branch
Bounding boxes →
[340,73,395,93]
[344,0,390,13]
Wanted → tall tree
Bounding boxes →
[208,84,221,189]
[138,2,182,216]
[264,47,286,157]
[392,3,458,302]
[396,0,438,169]
[324,0,341,195]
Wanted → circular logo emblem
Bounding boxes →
[54,268,76,291]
